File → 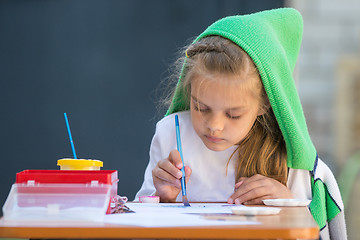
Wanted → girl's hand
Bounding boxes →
[152,150,192,202]
[227,174,293,205]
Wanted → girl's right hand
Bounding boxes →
[152,150,192,202]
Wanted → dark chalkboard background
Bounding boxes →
[0,0,283,215]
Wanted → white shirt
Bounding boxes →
[135,111,311,202]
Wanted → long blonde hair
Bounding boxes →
[166,36,288,185]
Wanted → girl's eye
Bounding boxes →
[193,104,209,112]
[226,113,241,119]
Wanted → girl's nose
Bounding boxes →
[206,114,224,133]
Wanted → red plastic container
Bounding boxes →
[15,170,118,214]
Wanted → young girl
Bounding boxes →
[135,8,346,240]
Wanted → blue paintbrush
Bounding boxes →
[175,114,190,207]
[64,113,77,159]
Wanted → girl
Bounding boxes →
[135,8,346,240]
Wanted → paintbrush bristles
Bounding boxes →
[182,195,191,207]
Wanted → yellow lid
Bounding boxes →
[57,159,103,170]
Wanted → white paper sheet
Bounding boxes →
[103,203,259,227]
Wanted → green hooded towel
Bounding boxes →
[166,8,343,233]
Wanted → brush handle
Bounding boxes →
[175,115,187,197]
[64,113,77,159]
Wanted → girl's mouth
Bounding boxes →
[205,135,223,143]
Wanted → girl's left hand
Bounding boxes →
[227,174,293,205]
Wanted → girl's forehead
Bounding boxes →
[190,73,260,108]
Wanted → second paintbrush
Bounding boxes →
[174,114,191,207]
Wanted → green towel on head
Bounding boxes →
[167,8,316,171]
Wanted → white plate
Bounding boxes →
[231,206,281,216]
[263,199,311,207]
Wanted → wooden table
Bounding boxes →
[0,205,319,239]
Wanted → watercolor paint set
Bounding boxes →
[2,170,118,221]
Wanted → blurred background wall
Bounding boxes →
[0,0,283,212]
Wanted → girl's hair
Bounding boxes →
[164,36,288,185]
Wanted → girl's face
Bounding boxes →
[190,72,263,152]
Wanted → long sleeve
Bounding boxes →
[134,117,171,200]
